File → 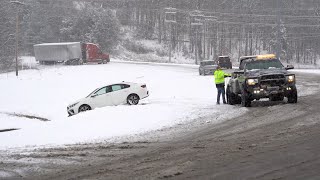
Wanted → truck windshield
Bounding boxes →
[201,61,215,66]
[245,59,284,70]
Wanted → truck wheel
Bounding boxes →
[241,92,251,107]
[287,87,298,103]
[270,94,284,101]
[236,95,242,104]
[226,86,235,105]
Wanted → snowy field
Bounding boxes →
[0,59,244,149]
[1,58,319,149]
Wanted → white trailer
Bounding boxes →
[33,42,82,64]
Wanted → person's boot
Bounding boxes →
[223,101,227,104]
[216,102,220,105]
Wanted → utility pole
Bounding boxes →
[10,1,25,77]
[195,29,198,65]
[276,0,281,59]
[15,11,19,76]
[204,16,217,60]
[203,19,206,59]
[190,10,204,65]
[169,22,173,63]
[164,8,177,63]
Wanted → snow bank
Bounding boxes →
[291,69,320,74]
[0,62,226,148]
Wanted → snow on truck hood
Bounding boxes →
[245,68,290,77]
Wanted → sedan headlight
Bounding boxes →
[247,78,258,85]
[286,75,295,83]
[68,102,79,109]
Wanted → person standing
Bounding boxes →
[214,66,231,105]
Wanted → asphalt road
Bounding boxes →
[1,72,320,180]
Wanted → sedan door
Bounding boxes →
[89,86,113,108]
[110,84,131,105]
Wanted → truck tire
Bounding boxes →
[226,86,235,105]
[199,69,204,76]
[287,86,298,103]
[270,94,284,101]
[78,59,84,65]
[241,92,251,107]
[236,95,242,104]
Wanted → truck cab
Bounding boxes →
[226,54,297,107]
[82,43,110,64]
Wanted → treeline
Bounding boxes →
[0,0,121,71]
[108,0,320,64]
[0,0,319,71]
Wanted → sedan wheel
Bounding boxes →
[78,105,91,112]
[127,94,140,105]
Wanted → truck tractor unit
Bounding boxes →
[226,54,298,107]
[34,42,110,65]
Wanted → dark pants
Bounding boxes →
[216,83,226,104]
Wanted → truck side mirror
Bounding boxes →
[285,65,294,70]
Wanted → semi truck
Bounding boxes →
[33,42,110,65]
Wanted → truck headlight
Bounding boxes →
[287,75,295,83]
[247,79,258,85]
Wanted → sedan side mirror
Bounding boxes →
[91,94,97,98]
[285,65,294,70]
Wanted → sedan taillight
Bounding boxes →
[141,84,146,88]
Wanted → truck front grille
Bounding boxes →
[260,74,285,80]
[260,74,286,86]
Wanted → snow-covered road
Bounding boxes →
[0,60,245,149]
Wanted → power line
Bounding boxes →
[32,1,320,20]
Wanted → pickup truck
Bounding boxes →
[226,54,297,107]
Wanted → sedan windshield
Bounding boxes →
[86,88,99,98]
[245,59,284,70]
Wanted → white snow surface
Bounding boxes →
[1,58,319,149]
[291,69,320,74]
[0,59,242,149]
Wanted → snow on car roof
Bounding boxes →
[95,81,140,88]
[34,42,81,46]
[85,43,98,46]
[240,55,256,59]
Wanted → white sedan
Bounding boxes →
[67,82,149,116]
